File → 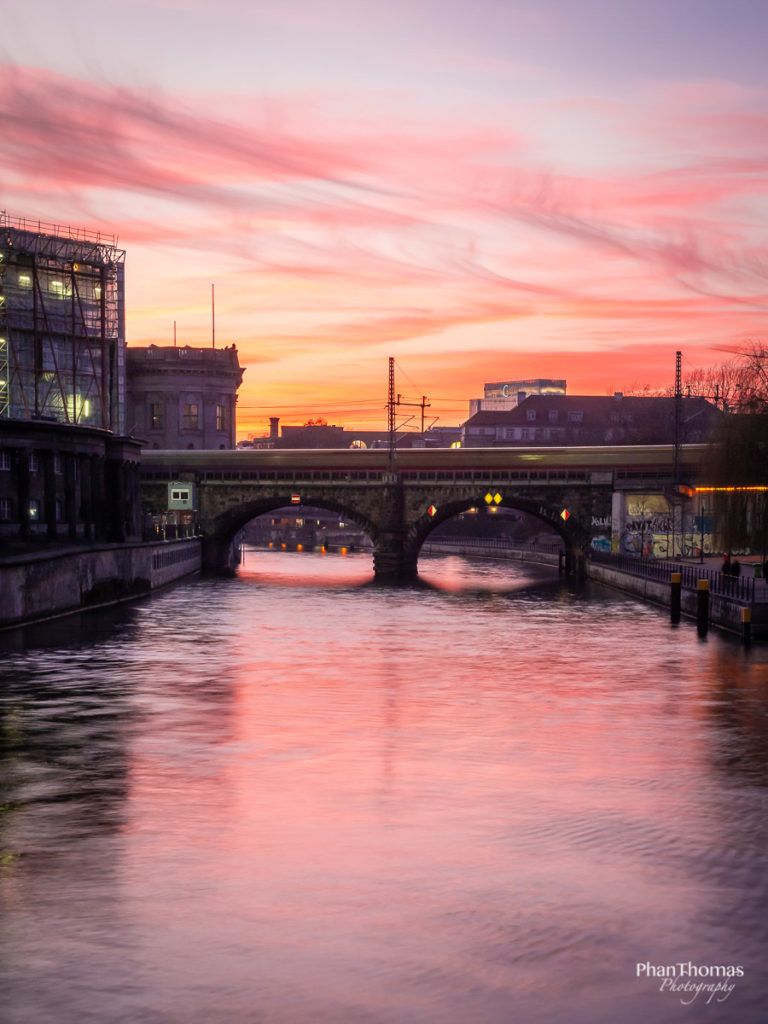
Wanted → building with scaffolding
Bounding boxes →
[0,213,126,429]
[0,214,141,546]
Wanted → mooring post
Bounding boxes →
[741,606,752,646]
[670,572,681,624]
[697,579,709,636]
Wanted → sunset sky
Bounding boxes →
[2,0,768,437]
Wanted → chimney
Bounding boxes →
[269,416,280,439]
[613,391,623,399]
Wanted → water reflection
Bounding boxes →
[1,553,767,1023]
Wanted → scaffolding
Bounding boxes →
[0,213,126,432]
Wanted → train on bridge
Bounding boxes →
[141,444,706,485]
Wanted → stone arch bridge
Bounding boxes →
[140,445,705,582]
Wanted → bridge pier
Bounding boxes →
[372,538,418,584]
[202,535,239,573]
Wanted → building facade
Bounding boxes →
[1,215,141,546]
[462,394,721,447]
[468,378,566,418]
[126,345,244,449]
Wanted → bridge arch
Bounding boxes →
[405,491,591,575]
[201,491,380,570]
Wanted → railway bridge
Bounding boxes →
[139,445,705,582]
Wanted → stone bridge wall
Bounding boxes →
[142,475,615,580]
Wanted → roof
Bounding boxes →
[464,394,720,428]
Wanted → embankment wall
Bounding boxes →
[0,539,202,628]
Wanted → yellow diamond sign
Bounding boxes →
[484,492,503,505]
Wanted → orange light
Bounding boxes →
[695,486,768,493]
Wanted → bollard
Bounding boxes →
[741,606,752,646]
[697,579,709,635]
[670,572,681,624]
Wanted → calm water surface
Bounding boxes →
[1,551,767,1023]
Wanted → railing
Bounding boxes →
[590,552,757,602]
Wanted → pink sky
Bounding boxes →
[2,0,767,436]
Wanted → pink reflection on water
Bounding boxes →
[104,556,768,1020]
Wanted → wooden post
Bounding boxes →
[697,579,709,636]
[741,606,752,646]
[670,572,681,624]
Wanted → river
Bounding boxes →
[1,550,767,1023]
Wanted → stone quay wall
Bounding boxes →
[0,539,202,629]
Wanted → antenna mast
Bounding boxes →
[674,350,682,484]
[388,356,396,458]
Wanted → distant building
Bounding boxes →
[468,378,566,418]
[462,394,721,447]
[0,214,141,545]
[126,345,244,449]
[253,418,458,449]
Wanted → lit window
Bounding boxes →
[150,403,164,430]
[216,404,227,432]
[29,499,40,521]
[182,403,199,430]
[17,273,32,288]
[94,286,102,300]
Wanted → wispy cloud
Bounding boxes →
[3,52,767,434]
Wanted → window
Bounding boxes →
[28,453,39,473]
[548,410,558,422]
[28,499,40,521]
[150,403,164,430]
[526,409,537,421]
[17,272,32,288]
[216,404,227,432]
[56,500,65,522]
[0,498,11,520]
[171,490,190,502]
[54,454,63,474]
[182,403,199,430]
[0,450,10,471]
[568,410,583,422]
[521,428,529,440]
